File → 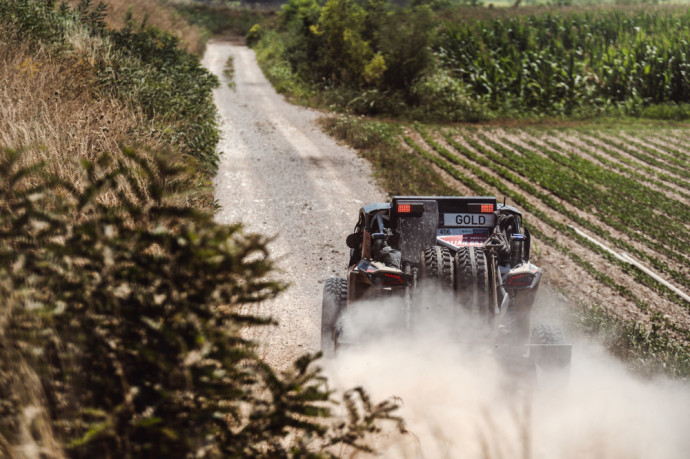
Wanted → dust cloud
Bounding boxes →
[322,292,690,458]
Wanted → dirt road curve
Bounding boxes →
[202,41,385,367]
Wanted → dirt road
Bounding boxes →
[202,40,385,367]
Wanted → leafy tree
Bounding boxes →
[378,5,435,91]
[310,0,377,87]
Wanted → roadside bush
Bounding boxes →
[254,29,316,100]
[104,18,220,169]
[378,5,435,91]
[245,23,263,46]
[310,0,380,87]
[639,103,690,121]
[0,147,401,456]
[410,68,489,122]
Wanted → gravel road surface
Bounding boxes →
[202,40,385,368]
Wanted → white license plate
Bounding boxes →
[443,213,496,228]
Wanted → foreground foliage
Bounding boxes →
[0,1,402,455]
[0,147,401,456]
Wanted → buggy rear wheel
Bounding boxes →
[321,277,347,357]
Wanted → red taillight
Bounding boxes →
[468,202,496,213]
[507,273,533,287]
[395,202,424,216]
[382,273,404,286]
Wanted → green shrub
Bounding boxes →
[103,15,220,171]
[254,29,317,102]
[639,103,690,121]
[0,147,402,456]
[378,5,435,92]
[246,23,263,46]
[410,68,489,122]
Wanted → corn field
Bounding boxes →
[435,7,690,113]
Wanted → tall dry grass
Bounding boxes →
[0,40,169,202]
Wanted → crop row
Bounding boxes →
[473,132,690,254]
[444,131,690,293]
[612,133,690,166]
[585,133,690,184]
[487,132,689,286]
[538,134,690,205]
[507,136,690,246]
[568,134,690,193]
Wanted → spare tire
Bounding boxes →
[420,246,454,289]
[321,277,347,357]
[418,246,454,314]
[454,246,490,313]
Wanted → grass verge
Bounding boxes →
[319,116,455,197]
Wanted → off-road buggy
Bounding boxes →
[321,196,571,371]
